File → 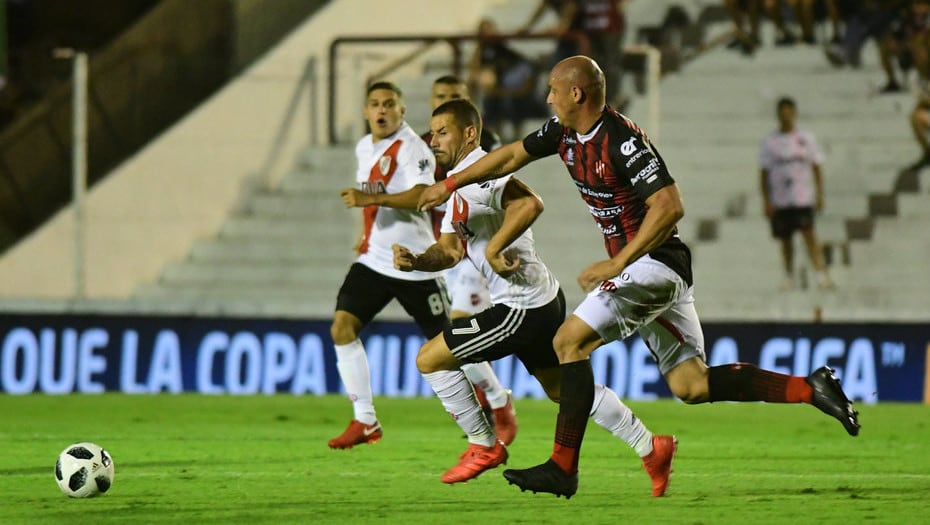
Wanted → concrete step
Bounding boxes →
[189,238,353,265]
[159,260,346,286]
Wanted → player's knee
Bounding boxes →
[539,380,560,402]
[669,381,709,404]
[415,351,438,374]
[552,331,581,363]
[329,319,357,346]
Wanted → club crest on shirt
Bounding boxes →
[379,155,392,175]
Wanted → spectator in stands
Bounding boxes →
[521,0,585,62]
[521,1,630,109]
[469,18,549,141]
[877,0,930,93]
[759,97,834,291]
[785,0,845,44]
[763,0,802,45]
[825,0,905,68]
[724,0,761,54]
[905,90,930,170]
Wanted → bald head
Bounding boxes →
[551,56,606,108]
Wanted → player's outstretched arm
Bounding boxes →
[486,177,544,277]
[393,234,464,273]
[341,185,427,210]
[418,141,536,211]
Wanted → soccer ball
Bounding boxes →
[54,442,115,498]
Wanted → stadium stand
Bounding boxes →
[0,1,926,322]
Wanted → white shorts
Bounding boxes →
[572,255,705,375]
[443,259,491,315]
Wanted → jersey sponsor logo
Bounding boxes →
[588,205,623,218]
[451,318,481,335]
[624,148,647,168]
[632,158,660,185]
[620,137,637,156]
[565,149,575,166]
[379,155,392,175]
[574,181,613,199]
[361,180,387,194]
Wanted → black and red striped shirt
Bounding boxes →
[522,107,692,285]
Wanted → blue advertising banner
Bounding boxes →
[0,314,926,403]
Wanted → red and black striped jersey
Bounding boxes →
[522,106,692,285]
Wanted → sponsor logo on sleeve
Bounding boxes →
[620,137,637,156]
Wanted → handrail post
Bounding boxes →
[644,45,661,144]
[327,39,340,144]
[55,48,88,299]
[308,56,317,146]
[624,44,661,144]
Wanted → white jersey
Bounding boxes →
[354,122,438,280]
[443,259,491,315]
[758,128,824,208]
[440,148,560,309]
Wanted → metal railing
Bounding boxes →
[255,56,319,190]
[327,32,592,144]
[326,32,660,145]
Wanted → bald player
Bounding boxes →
[418,56,860,499]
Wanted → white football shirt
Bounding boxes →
[354,122,438,280]
[440,148,560,309]
[759,128,824,208]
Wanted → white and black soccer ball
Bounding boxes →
[54,442,115,498]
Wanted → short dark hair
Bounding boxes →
[776,96,796,110]
[433,75,465,86]
[367,81,403,97]
[432,99,482,137]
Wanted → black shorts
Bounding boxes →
[336,263,448,338]
[443,288,565,374]
[770,207,815,238]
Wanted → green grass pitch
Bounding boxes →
[1,394,928,524]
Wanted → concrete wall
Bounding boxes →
[0,0,504,299]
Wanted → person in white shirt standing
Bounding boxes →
[393,99,673,494]
[759,96,834,290]
[328,82,447,449]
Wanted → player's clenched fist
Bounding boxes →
[393,244,417,272]
[417,182,450,211]
[340,188,370,208]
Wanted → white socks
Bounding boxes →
[422,370,496,447]
[461,362,509,409]
[334,340,377,425]
[590,384,654,457]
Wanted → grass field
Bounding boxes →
[1,394,928,524]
